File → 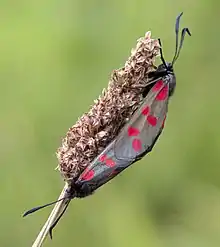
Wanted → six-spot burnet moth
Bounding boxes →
[23,12,191,246]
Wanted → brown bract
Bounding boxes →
[57,31,160,182]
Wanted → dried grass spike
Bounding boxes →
[57,31,159,181]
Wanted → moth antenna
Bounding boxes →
[49,200,71,239]
[158,38,168,69]
[172,12,191,65]
[172,12,183,65]
[23,197,66,217]
[173,27,191,63]
[25,183,70,247]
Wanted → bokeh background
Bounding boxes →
[1,1,220,247]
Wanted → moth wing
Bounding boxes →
[114,79,169,161]
[77,140,130,189]
[77,79,169,188]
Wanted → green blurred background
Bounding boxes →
[1,1,220,247]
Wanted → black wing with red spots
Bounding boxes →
[76,78,170,190]
[76,139,129,190]
[114,78,169,161]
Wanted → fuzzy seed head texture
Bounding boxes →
[57,31,160,182]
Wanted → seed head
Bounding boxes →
[57,32,160,182]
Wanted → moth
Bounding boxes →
[24,12,191,240]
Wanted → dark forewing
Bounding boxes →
[76,140,130,189]
[114,79,169,161]
[76,79,169,190]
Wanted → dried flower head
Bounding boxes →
[57,31,160,182]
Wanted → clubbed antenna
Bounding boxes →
[23,198,66,217]
[158,12,191,67]
[172,12,191,65]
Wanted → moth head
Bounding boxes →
[156,63,176,96]
[156,62,174,75]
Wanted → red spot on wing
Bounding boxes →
[142,106,150,116]
[147,115,157,126]
[99,154,116,167]
[132,138,142,152]
[156,85,168,101]
[153,80,164,92]
[81,169,95,181]
[99,154,107,162]
[128,127,140,136]
[105,158,116,167]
